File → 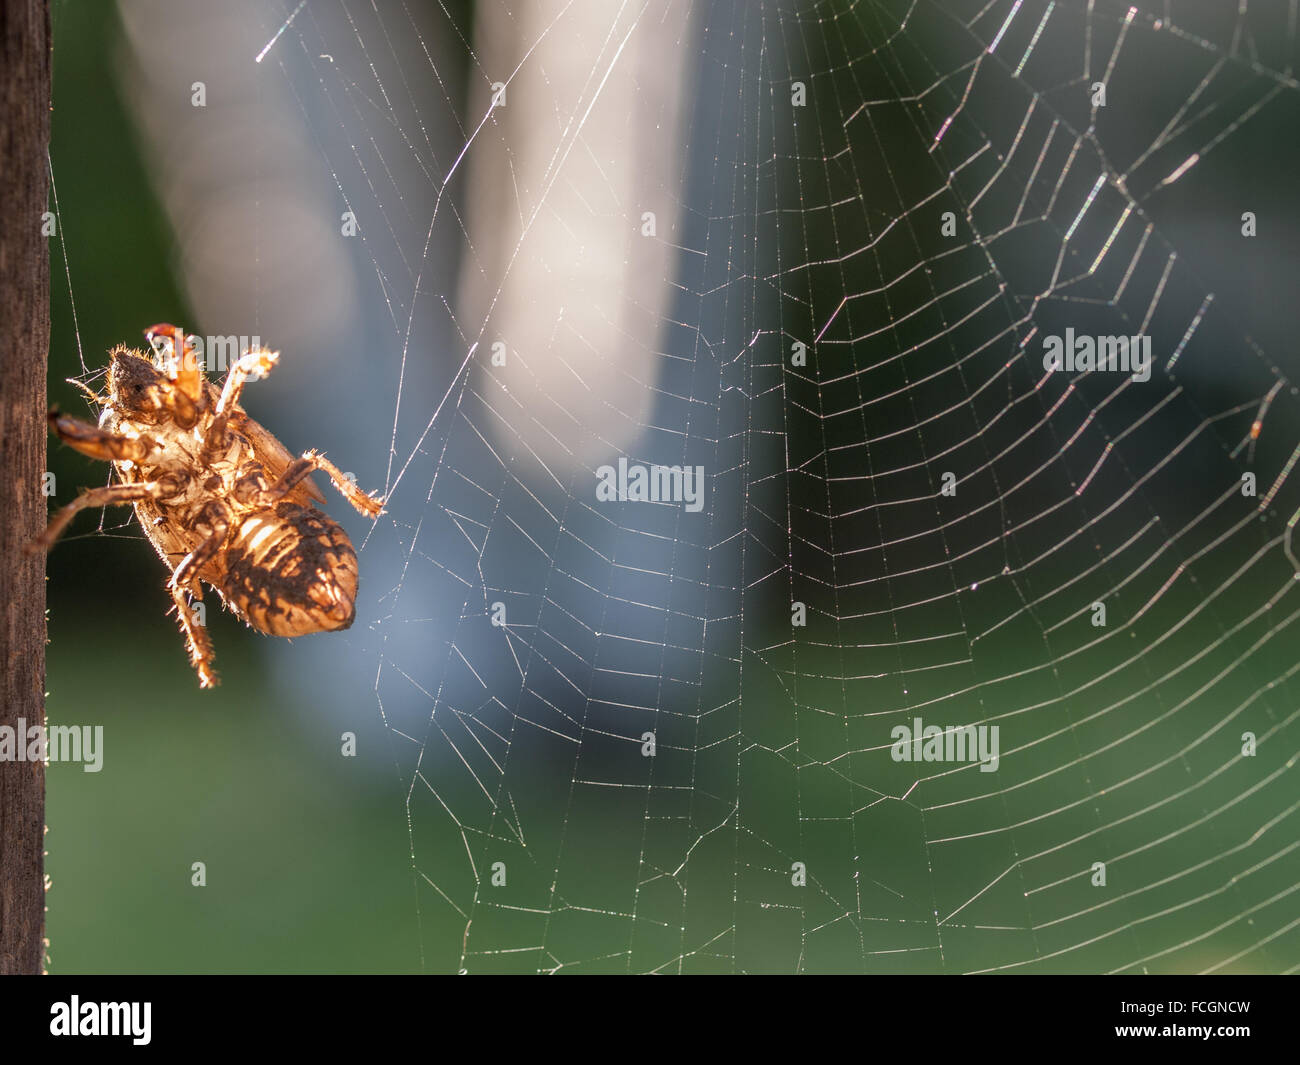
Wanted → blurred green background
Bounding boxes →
[44,0,425,973]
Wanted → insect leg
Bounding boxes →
[202,346,282,461]
[263,450,385,518]
[48,409,154,462]
[167,503,230,690]
[144,324,205,428]
[166,577,219,689]
[28,477,181,554]
[169,503,230,591]
[215,345,279,417]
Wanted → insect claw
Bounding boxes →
[237,346,279,381]
[143,322,183,343]
[143,322,184,361]
[193,656,220,689]
[356,491,386,519]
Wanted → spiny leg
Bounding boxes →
[28,477,180,554]
[167,503,229,690]
[203,345,280,460]
[167,576,219,689]
[216,344,278,416]
[49,409,154,462]
[65,376,106,407]
[264,450,385,518]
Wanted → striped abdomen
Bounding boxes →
[222,502,359,637]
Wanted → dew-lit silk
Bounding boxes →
[223,502,358,636]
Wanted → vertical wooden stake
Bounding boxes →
[0,0,51,975]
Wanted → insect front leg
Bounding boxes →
[263,450,385,518]
[48,409,155,462]
[28,475,182,554]
[167,502,230,690]
[144,323,205,429]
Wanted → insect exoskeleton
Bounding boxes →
[223,502,360,636]
[33,323,386,688]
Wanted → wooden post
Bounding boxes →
[0,0,51,975]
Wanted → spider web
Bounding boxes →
[79,0,1300,973]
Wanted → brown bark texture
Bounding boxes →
[0,0,51,975]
